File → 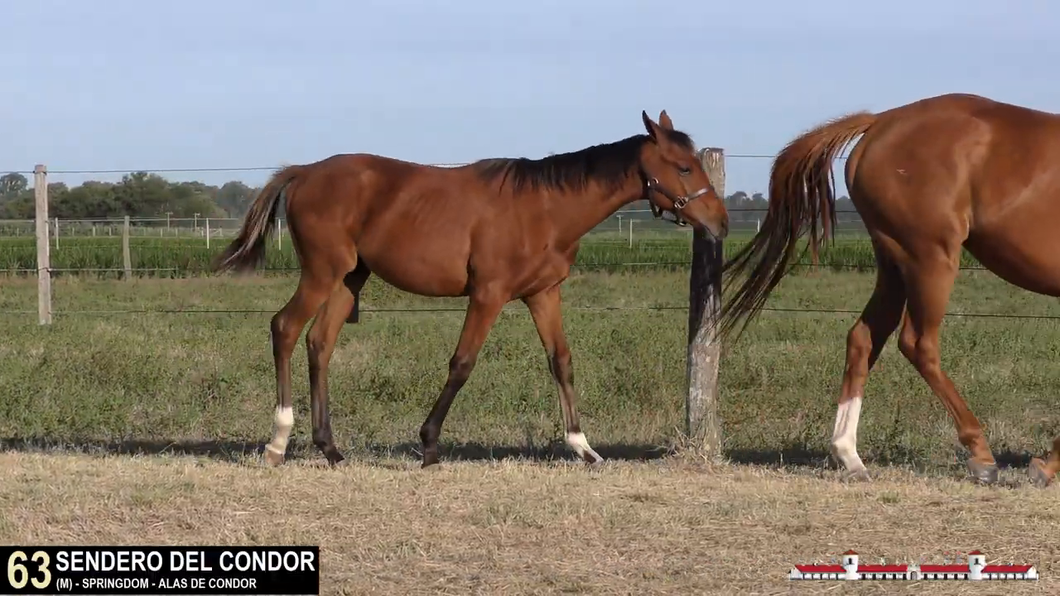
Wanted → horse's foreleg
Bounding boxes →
[524,285,603,465]
[419,289,505,468]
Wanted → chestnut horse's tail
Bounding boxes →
[212,165,304,275]
[717,111,878,340]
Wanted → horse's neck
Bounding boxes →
[549,176,643,244]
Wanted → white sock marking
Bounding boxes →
[267,406,294,456]
[831,396,865,472]
[566,432,604,463]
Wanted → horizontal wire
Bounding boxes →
[0,262,993,273]
[2,153,804,176]
[1,305,1058,321]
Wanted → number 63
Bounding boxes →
[7,551,51,590]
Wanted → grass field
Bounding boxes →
[0,230,986,275]
[1,267,1058,470]
[2,265,1059,592]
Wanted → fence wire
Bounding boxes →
[1,154,1047,324]
[0,260,1038,322]
[0,153,809,176]
[1,305,1059,321]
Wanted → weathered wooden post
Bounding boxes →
[685,147,725,458]
[34,165,52,325]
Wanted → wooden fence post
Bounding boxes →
[34,164,52,325]
[122,215,132,280]
[346,294,360,324]
[686,147,725,458]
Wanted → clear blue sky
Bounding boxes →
[6,0,1058,197]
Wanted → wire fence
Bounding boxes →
[3,304,1060,321]
[2,156,1053,324]
[0,210,872,240]
[0,152,809,176]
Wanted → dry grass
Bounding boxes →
[1,451,1056,595]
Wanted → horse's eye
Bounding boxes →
[679,167,692,176]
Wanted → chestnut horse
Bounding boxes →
[212,110,729,468]
[718,93,1060,487]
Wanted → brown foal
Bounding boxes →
[213,110,729,468]
[719,93,1060,487]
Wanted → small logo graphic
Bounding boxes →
[788,549,1039,581]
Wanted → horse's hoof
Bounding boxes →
[263,449,285,467]
[421,452,441,469]
[843,467,872,483]
[1028,458,1054,488]
[324,450,346,467]
[581,450,605,465]
[967,459,999,485]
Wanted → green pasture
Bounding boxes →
[0,230,985,277]
[0,265,1055,474]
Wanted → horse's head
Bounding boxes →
[638,110,729,239]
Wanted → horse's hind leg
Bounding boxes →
[305,260,372,465]
[1029,437,1060,487]
[265,255,354,466]
[896,256,998,484]
[830,253,906,480]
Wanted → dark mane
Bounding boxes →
[474,129,694,194]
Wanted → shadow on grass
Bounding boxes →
[724,445,1037,472]
[0,437,1039,472]
[0,437,673,465]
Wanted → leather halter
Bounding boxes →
[644,176,714,227]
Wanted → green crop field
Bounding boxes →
[0,264,1056,475]
[0,228,988,276]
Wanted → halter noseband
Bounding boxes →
[644,177,714,227]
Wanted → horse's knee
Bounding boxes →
[447,353,476,384]
[549,346,573,383]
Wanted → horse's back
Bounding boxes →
[286,151,556,298]
[845,93,1060,294]
[846,94,1060,203]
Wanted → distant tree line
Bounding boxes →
[0,171,857,222]
[0,172,260,221]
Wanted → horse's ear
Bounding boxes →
[658,110,674,130]
[642,110,661,141]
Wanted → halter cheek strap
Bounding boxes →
[645,177,714,226]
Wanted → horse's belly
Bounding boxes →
[965,224,1060,297]
[361,249,470,297]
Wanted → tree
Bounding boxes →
[0,172,28,199]
[0,168,866,232]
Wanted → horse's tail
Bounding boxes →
[212,165,304,275]
[716,111,877,340]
